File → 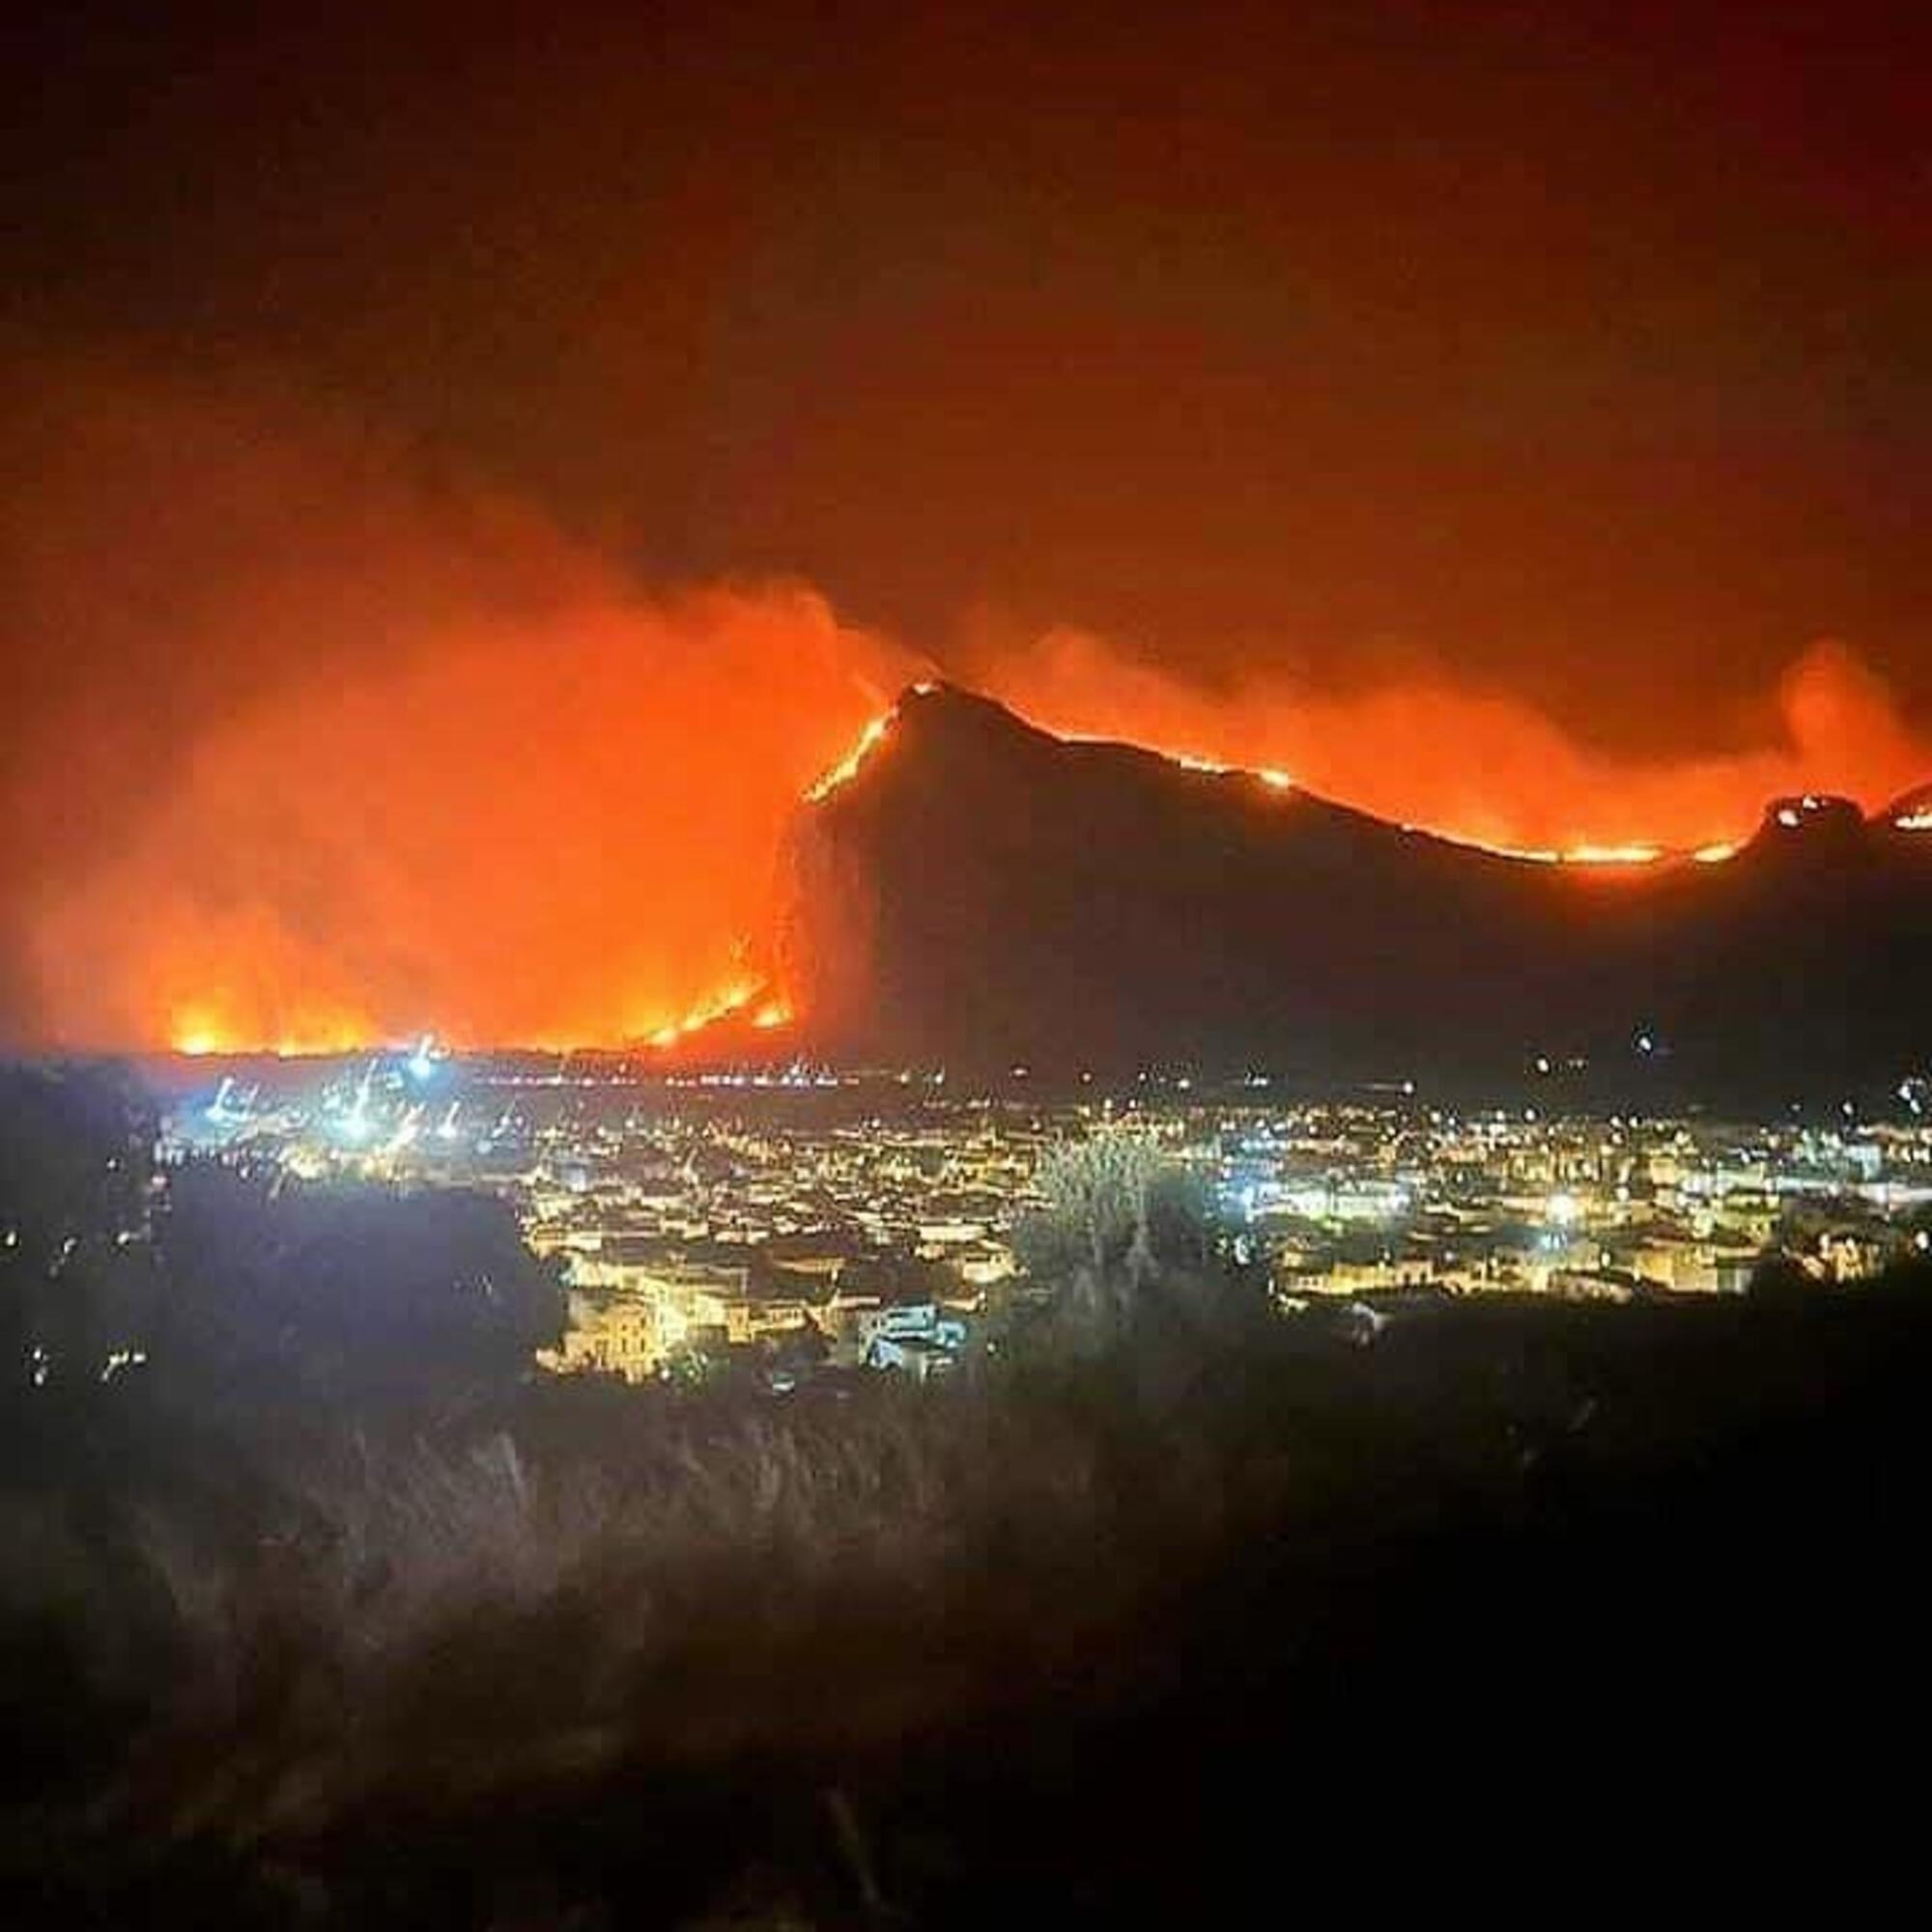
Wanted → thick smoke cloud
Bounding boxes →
[972,628,1931,857]
[4,359,1926,1052]
[2,360,910,1050]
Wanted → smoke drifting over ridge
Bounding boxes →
[975,629,1932,860]
[3,362,1926,1053]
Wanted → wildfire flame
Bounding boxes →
[802,682,945,806]
[1563,843,1663,867]
[14,360,1927,1062]
[806,694,1770,880]
[645,977,765,1049]
[980,631,1930,872]
[169,1002,378,1060]
[640,980,795,1052]
[805,712,895,804]
[1060,731,1707,868]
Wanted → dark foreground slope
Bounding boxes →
[7,1065,1930,1924]
[779,685,1932,1094]
[7,1274,1932,1927]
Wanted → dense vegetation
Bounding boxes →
[4,1065,1929,1925]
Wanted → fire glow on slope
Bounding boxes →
[802,683,944,806]
[169,1006,375,1060]
[12,369,1931,1056]
[806,692,1711,887]
[5,369,911,1056]
[53,635,1932,1060]
[644,980,792,1050]
[1051,720,1701,868]
[100,594,892,1061]
[973,630,1932,863]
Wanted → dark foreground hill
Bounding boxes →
[7,1273,1932,1926]
[777,684,1932,1096]
[6,1065,1931,1923]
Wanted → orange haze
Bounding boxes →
[2,361,912,1054]
[976,629,1931,862]
[3,363,1926,1053]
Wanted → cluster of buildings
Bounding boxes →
[1197,1104,1932,1305]
[496,1105,1042,1383]
[166,1057,1932,1383]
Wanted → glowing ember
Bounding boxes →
[806,712,895,803]
[1442,837,1562,865]
[169,1003,376,1059]
[988,635,1929,878]
[1563,844,1662,867]
[1045,724,1720,867]
[114,642,1925,1058]
[801,683,952,807]
[645,977,773,1049]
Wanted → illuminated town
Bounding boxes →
[164,1047,1932,1388]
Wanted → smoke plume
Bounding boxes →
[4,357,1925,1051]
[972,627,1930,857]
[2,358,909,1050]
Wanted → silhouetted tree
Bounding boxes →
[155,1161,563,1420]
[1014,1136,1165,1346]
[1012,1137,1264,1377]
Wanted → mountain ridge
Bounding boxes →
[767,683,1932,1095]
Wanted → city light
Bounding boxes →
[148,1055,1932,1321]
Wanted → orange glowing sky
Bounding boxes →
[0,362,1922,1055]
[978,628,1932,863]
[0,364,1927,1055]
[5,9,1932,1050]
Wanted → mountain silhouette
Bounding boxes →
[770,684,1932,1097]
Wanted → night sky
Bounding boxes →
[4,3,1929,1048]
